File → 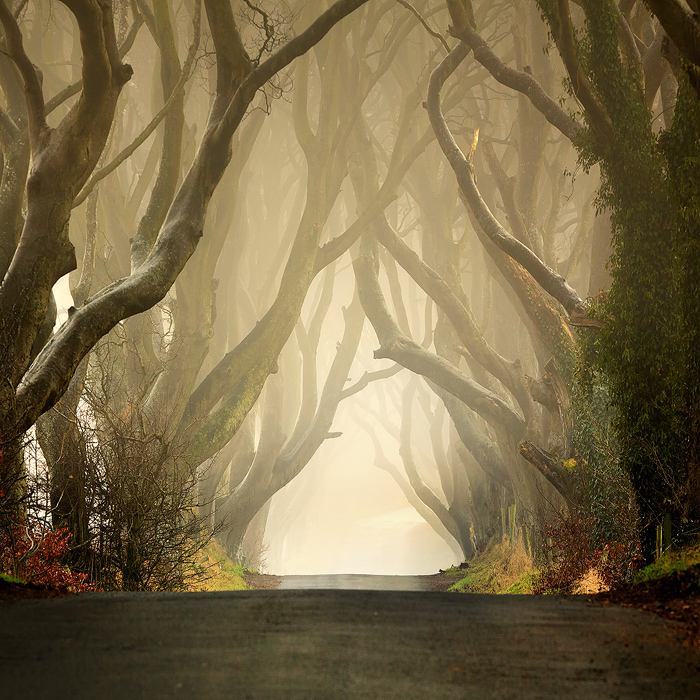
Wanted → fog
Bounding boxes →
[5,0,668,591]
[265,437,457,575]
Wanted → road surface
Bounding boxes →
[278,574,427,590]
[1,577,698,699]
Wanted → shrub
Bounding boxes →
[1,520,97,592]
[533,513,642,594]
[28,330,221,592]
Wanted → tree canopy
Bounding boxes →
[1,0,698,587]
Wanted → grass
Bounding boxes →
[0,572,24,585]
[633,543,700,587]
[449,537,535,594]
[446,539,700,597]
[502,570,537,594]
[189,539,250,592]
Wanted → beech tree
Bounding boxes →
[432,0,700,556]
[206,1,442,557]
[0,0,372,528]
[5,0,697,582]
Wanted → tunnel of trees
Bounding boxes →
[0,0,699,590]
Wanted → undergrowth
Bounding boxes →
[633,543,700,586]
[449,538,533,594]
[0,572,24,584]
[189,539,250,592]
[0,522,98,592]
[533,513,642,594]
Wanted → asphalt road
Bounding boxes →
[278,574,427,590]
[1,581,699,699]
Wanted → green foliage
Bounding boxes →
[0,572,24,584]
[587,6,679,555]
[659,77,700,540]
[633,543,700,586]
[538,0,700,556]
[572,361,639,546]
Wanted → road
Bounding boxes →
[278,574,427,590]
[1,576,698,699]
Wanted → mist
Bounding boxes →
[3,0,694,595]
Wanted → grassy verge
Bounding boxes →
[502,570,537,594]
[444,536,700,602]
[448,538,535,594]
[189,539,250,592]
[633,544,700,589]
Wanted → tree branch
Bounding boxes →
[338,364,403,401]
[396,0,450,54]
[517,439,575,503]
[354,236,527,440]
[445,7,582,143]
[553,0,614,144]
[15,0,371,430]
[59,0,132,115]
[645,0,700,70]
[0,0,46,144]
[72,1,200,209]
[217,0,372,144]
[426,43,586,318]
[44,14,144,118]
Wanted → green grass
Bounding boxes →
[502,570,537,594]
[633,543,700,586]
[0,572,25,585]
[190,539,250,592]
[449,538,534,594]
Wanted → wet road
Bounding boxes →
[1,584,698,699]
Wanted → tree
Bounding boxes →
[0,0,372,535]
[7,0,693,577]
[437,0,700,556]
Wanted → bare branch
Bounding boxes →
[354,237,527,439]
[45,14,144,118]
[396,0,450,53]
[426,43,587,319]
[72,2,201,208]
[15,0,372,430]
[338,364,404,401]
[59,0,132,112]
[218,0,372,142]
[645,0,700,70]
[0,0,46,143]
[445,6,582,143]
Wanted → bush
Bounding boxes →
[1,519,96,592]
[533,513,642,594]
[633,543,700,586]
[532,361,643,594]
[28,330,221,592]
